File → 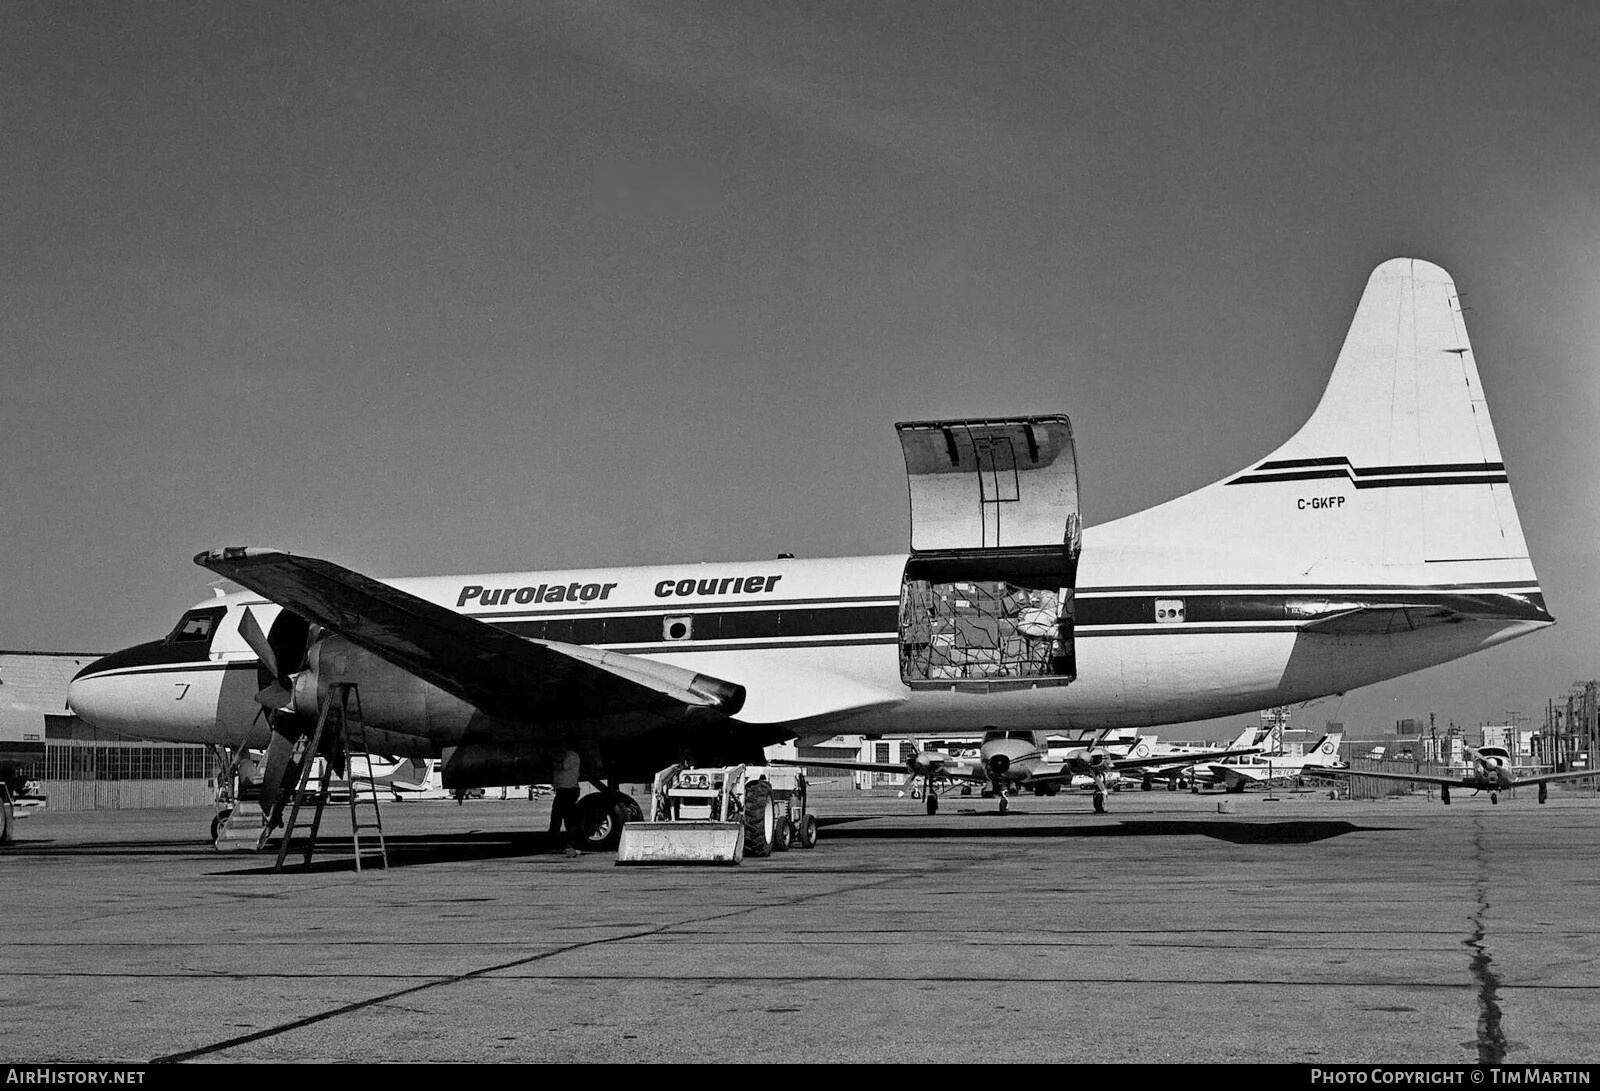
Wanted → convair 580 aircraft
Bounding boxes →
[67,259,1553,844]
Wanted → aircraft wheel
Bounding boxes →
[1539,783,1548,804]
[798,813,819,849]
[210,808,231,844]
[926,794,938,816]
[574,792,631,852]
[773,817,793,852]
[1490,792,1498,805]
[1093,791,1106,815]
[997,794,1009,815]
[743,780,774,857]
[1142,775,1154,792]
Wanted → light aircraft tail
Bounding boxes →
[1097,258,1542,592]
[1302,734,1345,767]
[385,758,433,791]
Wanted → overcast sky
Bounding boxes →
[4,1,1597,739]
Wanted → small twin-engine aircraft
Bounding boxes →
[1206,733,1348,793]
[66,259,1555,849]
[780,728,1261,814]
[1312,745,1597,804]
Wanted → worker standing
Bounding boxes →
[550,748,583,857]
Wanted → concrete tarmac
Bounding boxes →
[3,783,1598,1064]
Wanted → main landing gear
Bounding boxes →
[574,786,644,851]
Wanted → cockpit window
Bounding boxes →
[168,607,225,645]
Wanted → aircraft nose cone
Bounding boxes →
[66,656,124,730]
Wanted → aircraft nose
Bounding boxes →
[67,646,150,730]
[67,639,220,737]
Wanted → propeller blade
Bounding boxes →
[238,607,280,680]
[258,728,297,823]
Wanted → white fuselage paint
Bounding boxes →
[66,534,1548,752]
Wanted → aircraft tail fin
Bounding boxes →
[1097,258,1542,585]
[388,758,432,791]
[1303,734,1344,767]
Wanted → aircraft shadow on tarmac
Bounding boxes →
[814,815,1394,845]
[214,831,574,874]
[5,819,1390,873]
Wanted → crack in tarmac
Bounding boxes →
[1465,817,1508,1065]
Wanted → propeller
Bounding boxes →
[236,607,319,825]
[239,608,292,711]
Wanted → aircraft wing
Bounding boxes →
[1515,769,1600,787]
[1108,746,1262,772]
[1315,767,1599,789]
[772,757,911,776]
[195,548,745,728]
[772,755,981,779]
[1310,767,1467,788]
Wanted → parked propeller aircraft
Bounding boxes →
[1134,726,1266,791]
[782,728,1261,814]
[66,258,1554,849]
[1312,745,1596,804]
[1205,732,1347,793]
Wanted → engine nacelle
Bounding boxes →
[441,743,574,790]
[296,634,476,744]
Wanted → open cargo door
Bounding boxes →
[896,416,1081,693]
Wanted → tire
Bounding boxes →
[798,813,819,849]
[743,779,774,857]
[574,793,629,851]
[1093,791,1106,814]
[926,794,938,815]
[773,817,793,852]
[210,809,231,844]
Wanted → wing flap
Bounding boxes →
[196,548,744,726]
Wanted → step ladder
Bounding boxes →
[273,682,390,872]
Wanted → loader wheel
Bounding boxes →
[798,813,819,849]
[773,817,793,852]
[744,779,774,857]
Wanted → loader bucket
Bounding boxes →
[614,821,745,865]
